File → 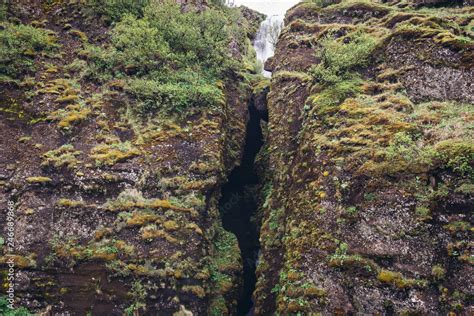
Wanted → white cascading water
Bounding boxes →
[253,16,283,77]
[228,0,301,77]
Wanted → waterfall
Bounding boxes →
[254,16,283,77]
[228,0,300,77]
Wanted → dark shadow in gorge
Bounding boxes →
[219,103,264,315]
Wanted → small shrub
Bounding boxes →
[386,132,419,162]
[384,132,436,171]
[57,198,85,208]
[124,280,146,316]
[415,205,431,219]
[127,78,224,113]
[330,242,349,262]
[85,0,150,23]
[84,1,238,114]
[144,2,233,74]
[0,3,7,21]
[346,206,358,216]
[311,29,379,86]
[434,141,473,176]
[109,15,170,75]
[0,23,56,80]
[307,29,380,112]
[0,296,32,316]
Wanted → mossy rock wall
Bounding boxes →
[0,0,263,314]
[255,0,473,314]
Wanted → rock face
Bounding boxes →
[0,1,263,314]
[0,0,472,315]
[254,0,473,314]
[239,6,267,41]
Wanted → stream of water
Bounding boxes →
[229,0,301,76]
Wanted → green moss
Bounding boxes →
[392,20,474,51]
[307,78,362,114]
[103,189,195,214]
[57,198,85,208]
[377,269,427,289]
[353,101,474,177]
[17,136,31,143]
[0,254,36,269]
[125,211,161,227]
[329,254,379,275]
[431,265,446,281]
[304,286,326,298]
[90,141,140,166]
[55,94,79,104]
[444,221,471,234]
[455,183,474,195]
[48,103,91,130]
[68,29,88,42]
[325,0,392,14]
[182,285,206,299]
[434,140,473,176]
[49,236,135,265]
[26,176,52,184]
[252,78,271,95]
[311,0,340,8]
[211,225,241,279]
[261,206,285,249]
[162,220,179,231]
[273,71,312,82]
[42,144,81,169]
[208,225,241,313]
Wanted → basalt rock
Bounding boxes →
[0,1,264,315]
[1,0,472,315]
[239,6,266,40]
[254,0,473,314]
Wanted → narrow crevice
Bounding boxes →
[219,103,264,315]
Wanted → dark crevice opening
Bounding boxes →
[219,104,264,315]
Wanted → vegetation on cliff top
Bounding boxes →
[0,22,57,81]
[83,0,251,114]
